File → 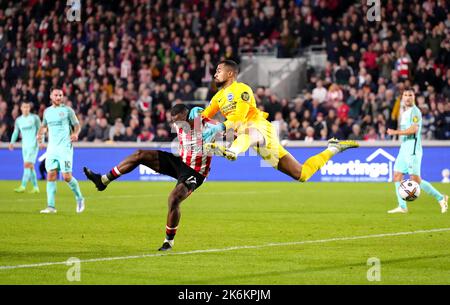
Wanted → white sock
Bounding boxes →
[101,175,110,185]
[327,147,339,156]
[228,147,239,155]
[164,239,174,246]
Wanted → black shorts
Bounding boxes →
[157,150,205,191]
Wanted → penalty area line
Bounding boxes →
[1,227,450,271]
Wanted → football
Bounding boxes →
[398,179,421,201]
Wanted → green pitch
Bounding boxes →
[0,180,449,284]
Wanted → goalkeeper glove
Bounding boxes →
[188,107,204,120]
[202,123,225,142]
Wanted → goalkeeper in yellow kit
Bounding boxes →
[195,60,358,182]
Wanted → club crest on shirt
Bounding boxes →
[59,111,65,118]
[241,92,250,102]
[226,93,234,102]
[412,116,419,123]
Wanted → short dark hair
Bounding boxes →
[219,59,239,74]
[170,104,188,116]
[50,87,63,93]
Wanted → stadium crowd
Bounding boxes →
[0,0,449,144]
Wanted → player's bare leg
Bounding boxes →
[206,126,358,182]
[276,153,302,180]
[84,149,160,191]
[84,150,194,251]
[159,183,192,251]
[388,171,408,214]
[277,138,359,182]
[410,174,448,213]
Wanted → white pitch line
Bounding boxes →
[1,227,449,271]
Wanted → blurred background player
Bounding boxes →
[8,101,41,193]
[198,60,359,182]
[37,88,85,214]
[83,104,212,251]
[387,89,448,214]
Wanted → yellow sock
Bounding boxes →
[299,149,333,182]
[229,133,252,155]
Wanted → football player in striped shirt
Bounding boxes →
[83,104,212,251]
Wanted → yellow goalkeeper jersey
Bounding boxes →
[202,81,268,130]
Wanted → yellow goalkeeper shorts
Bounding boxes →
[237,117,289,168]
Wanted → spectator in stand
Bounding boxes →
[304,126,315,143]
[0,123,10,142]
[288,118,301,140]
[326,84,344,109]
[153,124,171,142]
[334,58,353,86]
[0,0,447,144]
[137,129,154,142]
[272,111,289,141]
[94,118,111,142]
[421,104,436,140]
[105,89,128,125]
[312,80,328,104]
[348,124,364,141]
[329,123,345,139]
[395,47,412,80]
[364,126,378,141]
[122,127,138,142]
[109,118,126,141]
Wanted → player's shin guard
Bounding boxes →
[165,225,178,241]
[67,177,83,201]
[21,168,31,188]
[30,169,38,188]
[395,181,407,209]
[229,134,251,155]
[102,166,122,185]
[420,180,444,202]
[299,149,333,182]
[47,181,57,208]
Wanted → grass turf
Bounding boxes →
[0,180,449,284]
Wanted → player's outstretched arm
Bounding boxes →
[387,124,418,136]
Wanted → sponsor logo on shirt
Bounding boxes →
[241,92,250,102]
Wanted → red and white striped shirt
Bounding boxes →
[174,119,212,177]
[395,56,410,79]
